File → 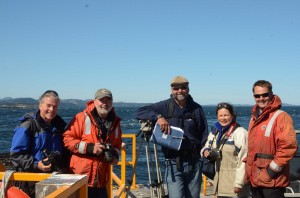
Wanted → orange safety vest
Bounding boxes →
[63,100,122,188]
[245,95,297,188]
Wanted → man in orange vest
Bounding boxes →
[245,80,298,198]
[63,88,122,198]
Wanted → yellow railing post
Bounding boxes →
[202,175,207,196]
[131,134,137,189]
[107,165,112,198]
[108,134,138,197]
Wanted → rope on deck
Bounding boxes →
[0,170,16,198]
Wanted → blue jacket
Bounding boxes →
[136,95,208,159]
[10,111,67,172]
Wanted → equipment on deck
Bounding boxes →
[0,170,30,198]
[125,120,166,198]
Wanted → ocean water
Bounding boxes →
[1,104,300,185]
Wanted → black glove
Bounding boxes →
[267,166,280,179]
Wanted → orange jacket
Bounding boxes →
[245,95,297,187]
[63,100,122,188]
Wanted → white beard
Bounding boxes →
[98,106,112,116]
[175,94,186,101]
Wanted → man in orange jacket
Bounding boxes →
[245,80,298,198]
[63,88,122,198]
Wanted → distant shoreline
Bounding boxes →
[0,97,299,107]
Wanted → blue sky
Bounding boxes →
[1,1,299,105]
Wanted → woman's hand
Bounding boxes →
[204,150,210,158]
[234,187,242,193]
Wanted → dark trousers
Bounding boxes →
[250,186,285,198]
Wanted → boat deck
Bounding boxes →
[113,182,214,198]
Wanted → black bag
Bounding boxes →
[202,157,215,180]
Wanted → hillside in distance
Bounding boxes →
[0,97,150,109]
[0,97,298,108]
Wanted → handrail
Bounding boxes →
[107,134,137,198]
[1,133,208,197]
[0,134,136,198]
[0,172,52,181]
[0,172,88,198]
[107,133,208,197]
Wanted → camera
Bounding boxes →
[207,149,222,161]
[103,143,113,163]
[136,120,154,138]
[41,148,61,170]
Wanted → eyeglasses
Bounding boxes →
[172,86,188,91]
[42,90,59,97]
[253,92,270,98]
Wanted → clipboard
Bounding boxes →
[150,122,184,151]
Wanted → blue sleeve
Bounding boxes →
[10,122,36,172]
[136,100,169,123]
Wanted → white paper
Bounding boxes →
[150,122,184,151]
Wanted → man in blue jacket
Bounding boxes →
[10,90,68,197]
[136,76,208,198]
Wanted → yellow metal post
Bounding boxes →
[203,175,207,196]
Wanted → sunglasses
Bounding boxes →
[42,90,59,97]
[217,102,230,109]
[172,86,188,91]
[253,92,270,98]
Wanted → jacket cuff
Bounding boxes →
[86,143,95,155]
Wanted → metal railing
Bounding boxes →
[107,134,137,198]
[107,134,208,197]
[0,172,88,198]
[1,133,208,197]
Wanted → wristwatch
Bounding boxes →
[157,114,163,120]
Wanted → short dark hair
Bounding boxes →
[216,102,236,119]
[252,80,273,94]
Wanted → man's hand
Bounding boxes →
[93,143,105,156]
[157,117,171,134]
[38,160,52,172]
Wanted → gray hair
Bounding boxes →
[39,90,60,103]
